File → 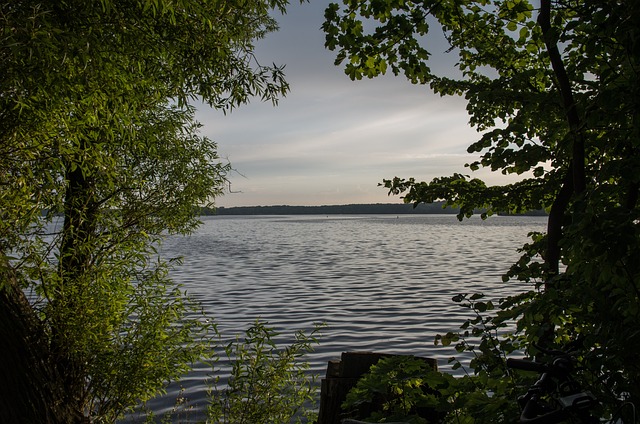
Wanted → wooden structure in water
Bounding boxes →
[315,351,438,424]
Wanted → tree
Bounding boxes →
[324,0,640,418]
[1,0,291,422]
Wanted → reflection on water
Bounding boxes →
[139,214,546,420]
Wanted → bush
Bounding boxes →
[207,320,324,424]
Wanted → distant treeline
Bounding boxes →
[199,202,548,216]
[43,203,547,217]
[202,202,453,215]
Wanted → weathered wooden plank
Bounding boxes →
[317,377,360,424]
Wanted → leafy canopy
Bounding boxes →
[1,0,295,422]
[324,0,640,420]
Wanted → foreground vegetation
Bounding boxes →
[135,321,322,424]
[325,0,640,422]
[2,0,638,422]
[1,0,292,422]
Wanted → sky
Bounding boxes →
[196,0,511,208]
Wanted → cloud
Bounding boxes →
[196,1,508,207]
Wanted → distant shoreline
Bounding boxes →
[200,202,547,216]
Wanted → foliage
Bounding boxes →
[324,0,640,420]
[342,355,445,423]
[207,320,324,424]
[341,351,526,424]
[434,293,533,424]
[0,0,293,422]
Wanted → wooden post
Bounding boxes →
[316,352,437,424]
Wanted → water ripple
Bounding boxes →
[139,214,545,420]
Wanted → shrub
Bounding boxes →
[207,320,324,424]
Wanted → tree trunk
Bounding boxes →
[0,267,78,423]
[538,0,586,197]
[545,167,573,278]
[49,158,99,421]
[538,0,587,277]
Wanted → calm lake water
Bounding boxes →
[134,214,546,421]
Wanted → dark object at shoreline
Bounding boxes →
[316,351,438,424]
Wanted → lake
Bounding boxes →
[134,214,546,421]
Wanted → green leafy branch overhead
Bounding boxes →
[325,0,640,420]
[324,0,639,275]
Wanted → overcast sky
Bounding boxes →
[196,0,512,207]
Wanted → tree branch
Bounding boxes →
[538,0,586,195]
